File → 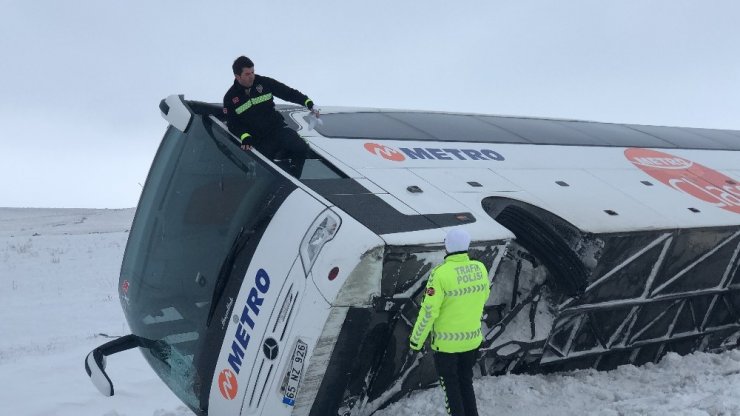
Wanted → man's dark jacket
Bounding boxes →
[223,75,313,143]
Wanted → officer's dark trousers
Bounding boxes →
[254,126,308,178]
[433,349,479,416]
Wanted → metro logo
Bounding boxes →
[216,268,272,401]
[630,156,693,170]
[364,142,505,162]
[625,148,740,214]
[218,369,238,400]
[364,143,405,161]
[225,269,271,374]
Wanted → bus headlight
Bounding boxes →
[300,210,341,275]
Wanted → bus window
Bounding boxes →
[120,114,293,411]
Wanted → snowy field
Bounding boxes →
[0,208,738,416]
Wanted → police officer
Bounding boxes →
[223,56,318,177]
[410,228,490,416]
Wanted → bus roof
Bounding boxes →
[187,99,740,151]
[312,109,740,151]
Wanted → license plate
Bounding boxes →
[282,339,308,406]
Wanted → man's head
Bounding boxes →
[444,228,471,254]
[233,56,256,88]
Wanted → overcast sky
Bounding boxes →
[2,0,739,208]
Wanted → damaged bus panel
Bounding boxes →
[85,95,740,415]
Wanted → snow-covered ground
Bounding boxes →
[0,208,738,416]
[0,208,191,416]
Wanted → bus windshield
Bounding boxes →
[119,115,289,411]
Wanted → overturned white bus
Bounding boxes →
[85,95,740,415]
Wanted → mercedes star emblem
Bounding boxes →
[263,337,279,360]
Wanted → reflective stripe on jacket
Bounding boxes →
[410,252,490,353]
[222,74,312,141]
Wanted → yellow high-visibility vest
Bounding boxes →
[410,253,490,353]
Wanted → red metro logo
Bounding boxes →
[364,143,405,161]
[218,369,239,400]
[363,142,506,162]
[625,148,740,214]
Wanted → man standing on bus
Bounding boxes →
[223,56,319,178]
[409,228,490,416]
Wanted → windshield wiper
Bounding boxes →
[206,226,254,327]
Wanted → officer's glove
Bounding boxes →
[409,340,427,354]
[307,107,323,130]
[403,342,425,373]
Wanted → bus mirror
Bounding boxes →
[160,94,193,133]
[84,334,142,397]
[85,349,113,396]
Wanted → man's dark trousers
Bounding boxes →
[253,126,308,178]
[433,348,479,416]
